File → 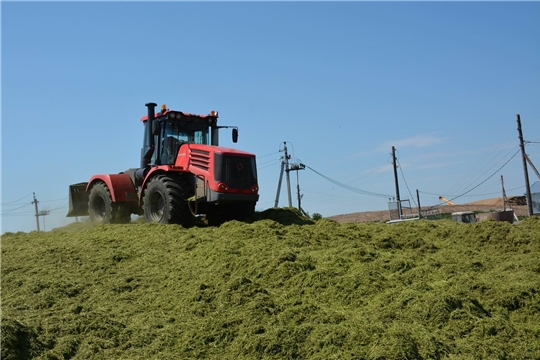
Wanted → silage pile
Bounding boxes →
[2,211,540,359]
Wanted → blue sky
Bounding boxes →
[2,2,539,233]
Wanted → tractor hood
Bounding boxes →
[173,143,258,193]
[197,143,255,157]
[174,143,255,170]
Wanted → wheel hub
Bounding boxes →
[149,192,165,222]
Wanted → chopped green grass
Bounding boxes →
[2,213,540,359]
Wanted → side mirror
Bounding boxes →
[232,128,238,143]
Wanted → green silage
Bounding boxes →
[2,214,540,359]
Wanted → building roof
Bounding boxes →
[531,181,540,194]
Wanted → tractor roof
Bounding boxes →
[140,110,216,122]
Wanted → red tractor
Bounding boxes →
[67,102,259,226]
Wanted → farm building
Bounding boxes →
[531,181,540,215]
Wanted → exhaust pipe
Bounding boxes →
[140,102,157,168]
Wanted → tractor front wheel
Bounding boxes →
[142,174,194,227]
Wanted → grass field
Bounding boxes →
[2,209,540,359]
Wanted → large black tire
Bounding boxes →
[142,174,194,226]
[88,183,132,224]
[88,182,114,224]
[206,202,256,226]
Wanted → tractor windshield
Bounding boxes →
[158,119,210,164]
[462,213,477,223]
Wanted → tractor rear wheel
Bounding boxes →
[88,182,114,224]
[88,182,132,224]
[142,174,194,227]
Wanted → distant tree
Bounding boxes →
[312,213,323,221]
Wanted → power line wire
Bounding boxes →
[445,148,521,203]
[1,193,33,206]
[40,198,68,203]
[446,140,516,196]
[258,161,281,171]
[342,154,391,183]
[455,146,520,195]
[48,199,68,212]
[419,185,525,198]
[1,203,32,216]
[2,211,36,217]
[396,159,417,207]
[1,196,69,217]
[305,165,393,198]
[257,151,280,159]
[258,158,281,166]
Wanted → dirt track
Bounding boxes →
[327,197,530,223]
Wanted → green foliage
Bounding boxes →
[2,213,540,359]
[312,213,323,221]
[252,207,314,225]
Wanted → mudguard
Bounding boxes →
[87,174,138,203]
[67,174,138,218]
[138,166,187,206]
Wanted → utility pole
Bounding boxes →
[392,146,402,218]
[284,143,292,207]
[296,171,302,211]
[32,192,40,231]
[274,162,285,207]
[517,114,533,216]
[501,175,507,211]
[525,153,540,181]
[416,189,421,218]
[274,142,293,207]
[31,193,50,231]
[289,163,307,215]
[40,210,51,231]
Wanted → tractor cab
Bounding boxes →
[154,114,211,165]
[451,211,477,223]
[141,104,238,166]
